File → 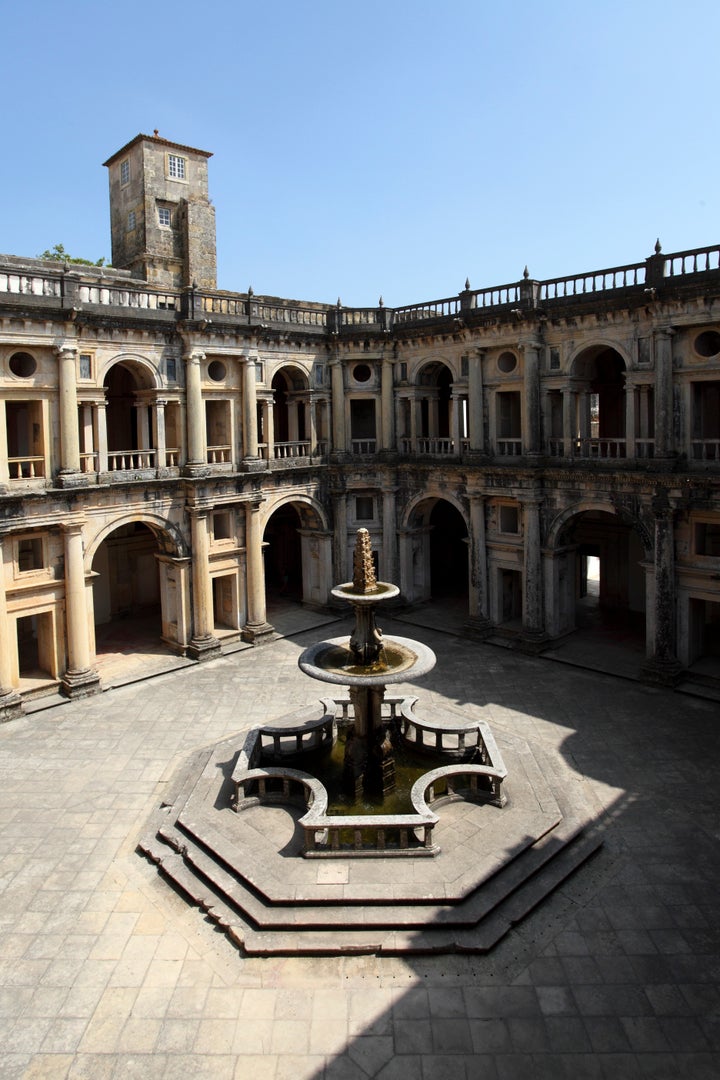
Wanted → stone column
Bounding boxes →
[522,342,541,455]
[188,509,221,660]
[0,538,23,720]
[264,397,275,461]
[521,496,545,643]
[488,389,497,452]
[184,350,206,473]
[642,491,682,684]
[624,379,635,458]
[61,523,100,697]
[330,359,346,455]
[381,357,395,450]
[381,488,397,582]
[135,403,150,462]
[451,394,462,452]
[334,493,348,584]
[409,393,419,449]
[0,407,9,488]
[56,346,86,487]
[468,349,485,452]
[154,399,167,470]
[242,355,260,462]
[563,387,576,457]
[95,401,109,473]
[654,328,675,458]
[467,494,490,633]
[308,398,318,453]
[242,500,273,642]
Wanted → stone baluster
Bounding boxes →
[61,523,100,697]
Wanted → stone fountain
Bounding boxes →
[298,528,436,800]
[140,529,603,955]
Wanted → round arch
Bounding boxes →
[547,500,651,554]
[400,493,469,605]
[567,339,631,375]
[412,356,459,385]
[84,511,186,570]
[262,495,332,608]
[99,353,161,391]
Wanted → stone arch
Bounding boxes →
[262,494,331,608]
[567,339,631,376]
[271,365,310,445]
[84,511,186,569]
[547,499,651,554]
[401,492,470,605]
[99,352,161,390]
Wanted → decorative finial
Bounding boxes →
[523,266,530,279]
[248,285,254,297]
[154,129,159,137]
[655,238,662,254]
[378,295,384,308]
[465,277,470,291]
[337,297,342,308]
[352,529,378,595]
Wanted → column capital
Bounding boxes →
[54,344,77,359]
[184,349,206,363]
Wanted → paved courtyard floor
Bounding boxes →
[1,617,719,1079]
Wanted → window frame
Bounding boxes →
[167,154,187,181]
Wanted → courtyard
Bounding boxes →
[0,615,718,1079]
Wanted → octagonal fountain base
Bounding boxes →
[139,696,602,956]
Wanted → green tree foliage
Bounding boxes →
[38,243,107,267]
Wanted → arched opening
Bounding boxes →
[264,504,303,601]
[403,497,469,618]
[571,346,628,458]
[104,361,155,469]
[417,361,453,441]
[554,509,647,670]
[272,368,307,450]
[91,522,169,676]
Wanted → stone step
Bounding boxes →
[142,823,602,956]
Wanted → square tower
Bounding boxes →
[103,132,216,290]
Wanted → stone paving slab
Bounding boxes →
[0,618,718,1076]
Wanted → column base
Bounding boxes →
[640,655,683,687]
[0,688,24,723]
[183,463,211,479]
[56,470,90,489]
[464,616,493,640]
[517,630,551,655]
[61,667,101,699]
[241,622,275,645]
[240,457,266,473]
[187,634,222,662]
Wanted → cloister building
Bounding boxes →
[0,132,718,718]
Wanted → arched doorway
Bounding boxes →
[262,499,331,615]
[90,520,188,677]
[416,361,453,442]
[402,497,469,609]
[551,508,648,669]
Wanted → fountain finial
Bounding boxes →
[352,528,379,594]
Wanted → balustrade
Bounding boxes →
[496,438,523,456]
[206,444,231,465]
[692,439,720,461]
[0,272,60,297]
[107,449,156,470]
[8,456,45,480]
[635,439,655,459]
[80,452,98,473]
[548,438,564,457]
[351,438,377,455]
[274,440,310,459]
[573,437,626,459]
[164,448,180,468]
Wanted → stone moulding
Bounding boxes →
[230,694,507,858]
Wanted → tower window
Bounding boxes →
[127,210,136,231]
[158,207,171,227]
[120,159,130,185]
[167,154,186,180]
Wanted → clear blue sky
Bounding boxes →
[3,0,718,306]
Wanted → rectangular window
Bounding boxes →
[499,505,519,534]
[127,210,136,231]
[550,347,561,370]
[79,353,92,380]
[120,159,130,185]
[166,357,177,382]
[167,154,186,179]
[158,207,171,227]
[17,537,44,572]
[355,496,374,521]
[695,522,720,557]
[213,512,232,541]
[461,355,469,377]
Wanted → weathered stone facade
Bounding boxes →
[0,135,718,717]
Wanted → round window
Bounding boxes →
[353,363,372,383]
[497,351,517,374]
[208,360,226,382]
[694,330,720,358]
[9,352,37,378]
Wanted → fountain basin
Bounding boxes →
[299,635,436,686]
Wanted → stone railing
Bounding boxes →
[5,241,720,335]
[692,439,720,461]
[273,440,310,459]
[8,455,45,480]
[206,444,231,465]
[108,449,156,471]
[231,695,506,857]
[573,437,626,459]
[496,438,523,456]
[351,438,377,455]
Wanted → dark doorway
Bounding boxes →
[264,504,303,600]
